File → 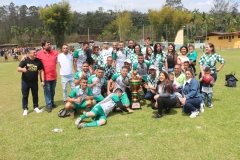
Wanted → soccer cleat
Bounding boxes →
[199,103,205,113]
[77,123,85,129]
[75,118,82,125]
[34,108,42,113]
[190,111,199,118]
[23,110,28,116]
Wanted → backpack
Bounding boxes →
[225,72,238,87]
[58,108,70,118]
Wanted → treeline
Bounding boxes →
[0,1,240,46]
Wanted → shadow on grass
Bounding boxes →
[151,108,178,115]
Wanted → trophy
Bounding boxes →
[129,70,142,109]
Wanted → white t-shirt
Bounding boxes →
[100,48,112,64]
[115,50,126,72]
[57,53,74,76]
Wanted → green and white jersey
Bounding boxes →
[91,54,104,70]
[68,86,93,104]
[150,52,167,72]
[124,47,134,57]
[146,74,159,93]
[73,49,87,71]
[113,50,128,72]
[130,53,138,65]
[74,71,91,80]
[112,73,129,92]
[88,75,107,97]
[133,61,152,81]
[99,93,120,116]
[199,53,225,74]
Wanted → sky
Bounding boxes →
[1,0,239,13]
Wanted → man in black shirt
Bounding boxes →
[18,48,45,116]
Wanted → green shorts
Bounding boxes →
[72,100,87,109]
[121,92,130,105]
[91,105,107,121]
[94,95,104,103]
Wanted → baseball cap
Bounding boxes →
[124,59,131,64]
[104,41,109,44]
[149,65,157,70]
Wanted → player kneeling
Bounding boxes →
[75,88,134,129]
[65,77,95,118]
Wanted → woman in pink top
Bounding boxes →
[177,46,189,72]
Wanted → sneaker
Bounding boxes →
[207,104,213,108]
[199,103,205,113]
[52,104,58,108]
[75,117,82,125]
[77,123,85,129]
[34,108,42,113]
[152,114,163,118]
[23,110,28,116]
[190,111,199,118]
[46,107,52,113]
[164,108,171,114]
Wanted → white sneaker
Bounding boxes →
[34,108,42,113]
[199,103,205,113]
[75,118,82,125]
[23,110,28,116]
[207,104,213,108]
[190,111,199,118]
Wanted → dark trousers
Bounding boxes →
[183,97,202,113]
[145,91,155,100]
[156,97,177,115]
[21,80,39,110]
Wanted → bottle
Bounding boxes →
[52,128,63,133]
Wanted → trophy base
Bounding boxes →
[131,102,141,109]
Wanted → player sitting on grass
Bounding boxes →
[75,88,134,129]
[88,67,107,103]
[65,76,96,118]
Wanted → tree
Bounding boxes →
[116,10,133,41]
[39,1,73,48]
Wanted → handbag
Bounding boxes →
[225,72,238,87]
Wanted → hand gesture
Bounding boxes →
[81,72,87,78]
[107,91,111,95]
[94,79,99,85]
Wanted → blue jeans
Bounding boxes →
[183,97,202,113]
[168,68,174,73]
[145,91,155,100]
[202,92,212,107]
[61,75,75,101]
[44,80,57,108]
[21,80,38,110]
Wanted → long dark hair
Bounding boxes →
[167,43,178,65]
[134,44,141,54]
[157,71,169,85]
[164,79,174,94]
[153,43,163,58]
[145,47,153,61]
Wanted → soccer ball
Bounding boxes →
[203,75,213,84]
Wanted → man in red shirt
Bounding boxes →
[37,41,58,112]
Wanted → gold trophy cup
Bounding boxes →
[129,70,142,109]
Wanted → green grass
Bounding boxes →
[0,50,240,160]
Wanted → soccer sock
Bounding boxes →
[80,112,89,120]
[84,120,101,128]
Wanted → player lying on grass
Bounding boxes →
[75,88,134,129]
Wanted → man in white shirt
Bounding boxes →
[100,41,113,65]
[58,44,75,104]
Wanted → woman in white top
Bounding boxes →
[177,46,189,72]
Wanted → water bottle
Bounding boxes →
[52,128,63,133]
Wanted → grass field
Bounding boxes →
[0,50,239,160]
